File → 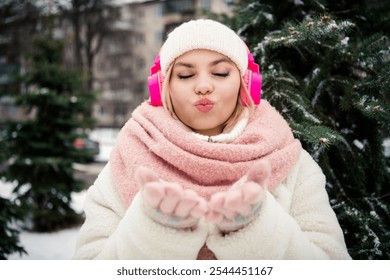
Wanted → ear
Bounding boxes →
[135,166,160,187]
[246,160,271,187]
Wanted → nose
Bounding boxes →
[194,76,213,95]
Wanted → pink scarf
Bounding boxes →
[110,99,301,206]
[109,100,301,258]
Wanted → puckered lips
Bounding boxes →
[194,98,214,113]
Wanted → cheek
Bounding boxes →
[168,86,191,117]
[169,85,186,106]
[221,79,241,102]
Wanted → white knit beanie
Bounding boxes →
[160,19,248,76]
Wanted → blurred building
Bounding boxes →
[93,0,237,127]
[0,0,237,128]
[0,2,40,123]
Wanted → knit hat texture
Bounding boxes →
[160,19,248,76]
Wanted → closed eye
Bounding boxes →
[178,74,194,79]
[213,73,229,77]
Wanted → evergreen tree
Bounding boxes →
[0,0,42,258]
[0,196,26,259]
[0,137,26,259]
[231,0,390,259]
[1,34,95,232]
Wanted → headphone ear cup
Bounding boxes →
[148,71,164,106]
[250,70,262,105]
[240,69,262,106]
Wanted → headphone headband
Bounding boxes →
[150,55,161,75]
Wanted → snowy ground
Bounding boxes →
[1,128,119,260]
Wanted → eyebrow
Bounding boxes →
[174,62,194,68]
[210,58,231,66]
[174,58,232,68]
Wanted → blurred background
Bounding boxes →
[0,0,389,260]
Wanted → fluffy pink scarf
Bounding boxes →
[110,100,301,206]
[110,100,301,205]
[109,100,301,259]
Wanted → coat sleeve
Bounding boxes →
[206,150,352,259]
[73,163,208,259]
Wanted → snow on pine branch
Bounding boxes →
[272,90,321,124]
[258,16,355,49]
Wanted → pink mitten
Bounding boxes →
[135,166,207,229]
[206,160,271,233]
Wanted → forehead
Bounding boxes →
[174,49,234,66]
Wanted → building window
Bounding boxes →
[108,42,119,54]
[225,0,236,7]
[165,0,194,13]
[99,105,105,116]
[115,104,128,116]
[135,81,144,94]
[155,32,163,44]
[154,5,163,17]
[200,0,211,10]
[137,58,145,69]
[137,9,144,19]
[136,33,145,44]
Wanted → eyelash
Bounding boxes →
[178,73,229,79]
[214,73,229,77]
[178,75,194,79]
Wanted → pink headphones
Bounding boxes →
[148,49,262,107]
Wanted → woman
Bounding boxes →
[73,19,351,260]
